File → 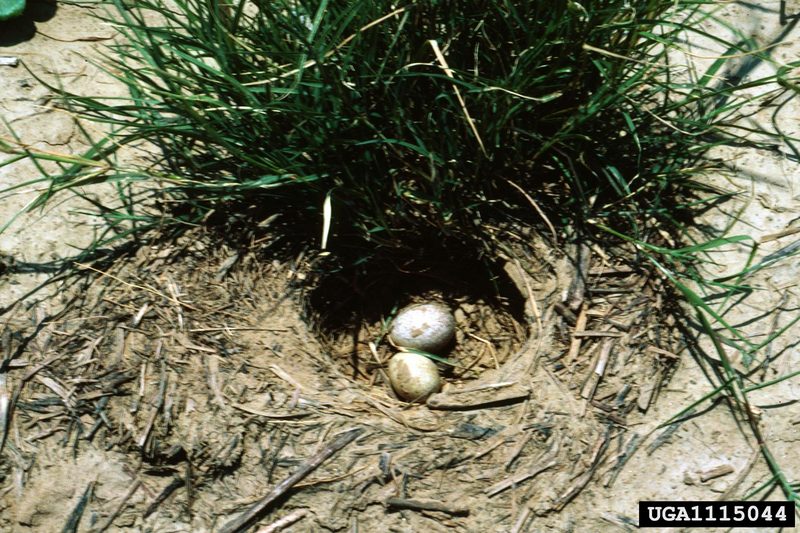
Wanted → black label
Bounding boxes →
[639,501,795,528]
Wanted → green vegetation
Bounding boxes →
[0,0,25,21]
[2,0,785,265]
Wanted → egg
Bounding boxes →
[387,352,441,401]
[389,302,456,354]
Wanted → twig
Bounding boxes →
[189,327,289,333]
[698,464,734,483]
[646,416,685,455]
[74,262,198,310]
[718,449,759,501]
[427,384,530,409]
[564,307,588,364]
[294,466,367,489]
[269,364,309,392]
[245,7,408,87]
[573,331,623,338]
[367,341,392,390]
[485,459,557,497]
[466,331,499,370]
[217,428,364,533]
[506,179,558,245]
[230,403,311,419]
[205,354,226,408]
[552,429,610,511]
[646,346,679,360]
[637,370,663,412]
[588,266,635,276]
[567,244,591,310]
[503,430,533,470]
[131,303,150,327]
[428,39,487,156]
[62,481,95,533]
[144,477,183,518]
[510,504,532,533]
[254,509,309,533]
[444,381,518,394]
[486,435,560,497]
[587,287,635,294]
[604,433,641,488]
[512,258,542,334]
[36,31,114,42]
[215,252,240,281]
[0,331,11,455]
[0,372,10,456]
[386,497,469,516]
[93,479,142,532]
[600,512,639,531]
[761,226,800,243]
[580,340,614,400]
[554,302,578,325]
[137,362,167,449]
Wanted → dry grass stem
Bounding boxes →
[217,427,363,533]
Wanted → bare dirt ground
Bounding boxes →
[1,2,800,532]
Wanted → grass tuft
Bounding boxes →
[4,0,795,270]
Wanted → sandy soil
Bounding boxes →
[1,2,126,307]
[1,2,800,532]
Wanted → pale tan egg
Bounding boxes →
[387,352,441,402]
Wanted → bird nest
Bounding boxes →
[0,226,683,531]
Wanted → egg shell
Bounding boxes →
[387,352,441,402]
[389,302,456,354]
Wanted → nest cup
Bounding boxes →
[305,254,529,397]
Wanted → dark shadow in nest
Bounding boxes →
[303,244,529,387]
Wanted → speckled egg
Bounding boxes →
[389,302,456,354]
[387,352,441,402]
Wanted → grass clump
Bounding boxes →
[2,0,786,268]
